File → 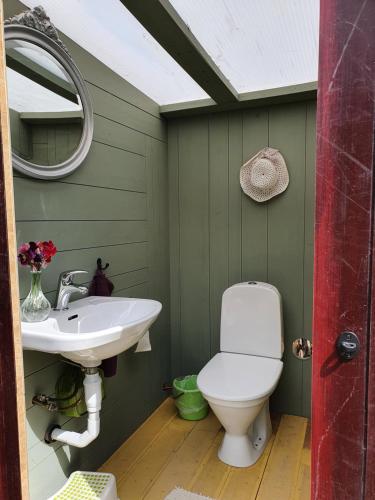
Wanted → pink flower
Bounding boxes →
[18,240,57,271]
[18,243,30,253]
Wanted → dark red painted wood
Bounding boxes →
[366,113,375,499]
[366,233,375,498]
[312,1,375,499]
[0,119,22,496]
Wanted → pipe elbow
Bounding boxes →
[51,415,100,448]
[49,370,102,448]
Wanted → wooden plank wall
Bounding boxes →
[6,1,170,498]
[168,101,316,418]
[9,108,29,158]
[9,108,82,165]
[28,122,81,166]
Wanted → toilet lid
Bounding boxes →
[197,352,283,402]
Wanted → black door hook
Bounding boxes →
[97,257,109,271]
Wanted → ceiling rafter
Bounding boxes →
[120,0,238,104]
[159,82,317,118]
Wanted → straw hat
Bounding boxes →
[240,147,289,202]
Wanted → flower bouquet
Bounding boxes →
[18,240,57,322]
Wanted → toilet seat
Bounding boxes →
[197,352,283,402]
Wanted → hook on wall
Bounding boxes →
[97,258,109,271]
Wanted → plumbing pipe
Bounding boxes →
[49,369,102,448]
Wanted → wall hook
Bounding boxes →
[97,258,109,271]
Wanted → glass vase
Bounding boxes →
[21,271,51,322]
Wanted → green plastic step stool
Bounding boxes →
[50,471,118,500]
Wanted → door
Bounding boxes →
[312,1,375,499]
[0,1,29,498]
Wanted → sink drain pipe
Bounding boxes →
[45,367,102,448]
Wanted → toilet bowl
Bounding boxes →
[198,352,283,467]
[197,282,284,468]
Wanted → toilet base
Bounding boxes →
[215,401,273,468]
[218,433,264,467]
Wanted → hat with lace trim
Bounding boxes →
[240,147,289,202]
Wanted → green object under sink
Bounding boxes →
[55,365,104,417]
[172,375,208,421]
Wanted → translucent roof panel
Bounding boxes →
[7,68,81,113]
[22,0,209,105]
[170,0,319,93]
[8,40,71,83]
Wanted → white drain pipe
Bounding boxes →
[49,368,102,448]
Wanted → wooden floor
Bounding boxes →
[100,398,310,500]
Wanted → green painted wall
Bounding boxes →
[7,2,170,499]
[27,121,82,165]
[9,107,82,165]
[9,107,30,158]
[168,101,316,418]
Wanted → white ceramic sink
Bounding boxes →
[22,296,162,367]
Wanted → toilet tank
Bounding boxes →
[220,282,284,359]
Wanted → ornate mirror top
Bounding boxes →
[5,5,70,58]
[4,5,94,179]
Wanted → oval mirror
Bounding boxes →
[4,7,94,179]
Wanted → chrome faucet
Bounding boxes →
[54,270,88,311]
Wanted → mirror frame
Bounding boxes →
[4,7,94,179]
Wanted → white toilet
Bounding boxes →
[197,281,284,468]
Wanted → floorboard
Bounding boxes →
[100,398,311,499]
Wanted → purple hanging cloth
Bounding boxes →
[89,259,117,377]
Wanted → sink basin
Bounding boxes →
[22,296,162,367]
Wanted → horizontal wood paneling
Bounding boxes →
[92,114,146,156]
[14,178,147,221]
[23,351,58,378]
[88,83,166,142]
[18,244,149,299]
[168,101,316,417]
[6,2,170,498]
[16,220,148,250]
[56,141,147,192]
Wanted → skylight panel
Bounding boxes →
[170,0,319,93]
[8,40,70,82]
[22,0,209,105]
[7,68,81,113]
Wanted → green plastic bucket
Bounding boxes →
[172,375,208,421]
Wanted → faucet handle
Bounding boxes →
[60,270,88,285]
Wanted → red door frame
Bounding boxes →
[0,1,28,497]
[312,1,375,499]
